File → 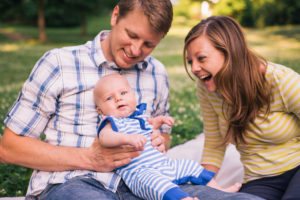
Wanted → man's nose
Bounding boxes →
[130,40,143,57]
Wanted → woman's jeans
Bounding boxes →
[240,165,300,200]
[35,175,264,200]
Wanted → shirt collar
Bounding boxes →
[92,31,148,71]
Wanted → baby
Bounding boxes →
[94,74,241,200]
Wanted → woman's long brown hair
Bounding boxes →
[183,16,271,145]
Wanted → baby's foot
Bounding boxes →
[181,197,199,200]
[223,183,242,193]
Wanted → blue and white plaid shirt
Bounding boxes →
[4,31,171,196]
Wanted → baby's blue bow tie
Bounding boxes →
[129,103,150,130]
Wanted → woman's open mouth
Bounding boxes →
[199,74,212,82]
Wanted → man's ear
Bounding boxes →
[111,5,120,26]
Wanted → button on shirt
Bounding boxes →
[4,31,171,196]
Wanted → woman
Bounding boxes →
[183,15,300,200]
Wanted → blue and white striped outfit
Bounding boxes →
[97,104,215,200]
[4,31,171,197]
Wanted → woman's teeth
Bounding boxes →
[200,74,212,81]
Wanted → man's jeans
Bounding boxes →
[37,176,264,200]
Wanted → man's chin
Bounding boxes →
[115,59,135,69]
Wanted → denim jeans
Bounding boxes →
[35,175,264,200]
[240,165,300,200]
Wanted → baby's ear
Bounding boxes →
[97,107,104,115]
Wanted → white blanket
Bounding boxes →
[166,134,244,187]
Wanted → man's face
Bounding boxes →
[103,6,164,68]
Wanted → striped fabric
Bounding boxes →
[98,113,215,200]
[4,31,171,196]
[199,62,300,183]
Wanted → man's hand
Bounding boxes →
[147,116,174,130]
[150,130,171,154]
[148,116,172,153]
[86,136,141,172]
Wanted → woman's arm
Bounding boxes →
[197,81,226,168]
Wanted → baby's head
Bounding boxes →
[94,74,137,118]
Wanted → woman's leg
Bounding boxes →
[179,184,264,200]
[239,177,283,200]
[281,165,300,200]
[240,165,300,200]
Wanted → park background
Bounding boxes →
[0,0,299,197]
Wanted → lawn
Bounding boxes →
[0,14,299,196]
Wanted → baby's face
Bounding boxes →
[97,76,137,118]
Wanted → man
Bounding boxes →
[0,0,263,199]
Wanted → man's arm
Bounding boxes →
[0,127,141,172]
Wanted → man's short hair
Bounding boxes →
[117,0,173,36]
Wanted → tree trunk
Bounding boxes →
[37,0,47,42]
[80,13,87,37]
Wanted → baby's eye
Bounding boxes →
[121,91,127,95]
[106,96,113,101]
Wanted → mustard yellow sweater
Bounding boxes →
[199,62,300,182]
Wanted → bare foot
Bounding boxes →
[182,197,199,200]
[223,183,242,193]
[207,179,241,193]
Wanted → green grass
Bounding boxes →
[0,14,299,196]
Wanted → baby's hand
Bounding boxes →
[126,134,147,150]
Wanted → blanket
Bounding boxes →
[166,133,244,187]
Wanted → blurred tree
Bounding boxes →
[174,0,206,20]
[0,0,36,24]
[212,0,300,27]
[0,0,116,38]
[60,0,115,36]
[252,0,300,27]
[212,0,252,26]
[37,0,47,42]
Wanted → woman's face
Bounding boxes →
[186,35,225,92]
